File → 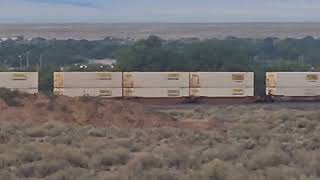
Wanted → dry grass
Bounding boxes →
[1,103,320,179]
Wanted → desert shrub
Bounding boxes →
[161,148,197,170]
[50,135,73,145]
[114,138,143,152]
[277,111,292,121]
[202,144,242,162]
[47,167,90,180]
[32,160,69,178]
[42,121,68,130]
[247,145,290,170]
[125,141,143,152]
[192,159,228,180]
[63,149,88,169]
[264,166,301,180]
[0,123,19,134]
[224,164,250,180]
[0,132,10,144]
[0,154,16,169]
[15,146,42,164]
[0,170,17,180]
[232,123,266,140]
[154,128,178,140]
[88,127,106,137]
[25,127,48,137]
[128,154,163,171]
[108,128,131,138]
[127,169,178,180]
[92,148,130,168]
[14,163,37,178]
[295,150,320,176]
[184,132,211,146]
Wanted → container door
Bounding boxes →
[54,73,64,88]
[266,73,277,88]
[123,73,134,88]
[190,73,200,88]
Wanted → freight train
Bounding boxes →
[1,71,320,103]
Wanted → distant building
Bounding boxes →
[0,37,19,42]
[0,38,8,41]
[88,58,117,66]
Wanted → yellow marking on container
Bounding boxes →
[306,74,318,82]
[190,74,200,88]
[12,73,27,80]
[97,73,112,80]
[232,74,245,82]
[266,73,277,87]
[167,73,180,80]
[168,89,180,97]
[232,88,244,95]
[123,74,134,88]
[99,89,112,96]
[54,73,64,88]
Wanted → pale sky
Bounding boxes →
[0,0,320,23]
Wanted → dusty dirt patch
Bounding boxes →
[0,94,216,130]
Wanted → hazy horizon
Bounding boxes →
[1,22,320,40]
[1,0,320,23]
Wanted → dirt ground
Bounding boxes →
[0,93,217,130]
[1,93,320,180]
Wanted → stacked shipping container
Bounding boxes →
[266,72,320,97]
[190,72,254,97]
[0,72,38,93]
[53,72,123,97]
[123,72,190,98]
[52,72,255,99]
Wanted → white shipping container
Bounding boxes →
[266,87,320,97]
[123,72,189,88]
[190,88,254,97]
[123,88,189,98]
[266,72,320,88]
[0,72,38,89]
[190,72,254,88]
[54,88,123,98]
[54,72,123,88]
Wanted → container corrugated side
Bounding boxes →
[54,88,122,98]
[266,72,320,88]
[54,72,123,88]
[190,88,254,97]
[123,88,189,97]
[123,72,189,88]
[190,72,254,88]
[266,87,320,97]
[0,72,38,89]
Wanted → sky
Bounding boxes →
[0,0,320,23]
